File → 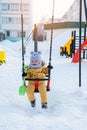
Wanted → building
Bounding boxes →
[0,0,33,41]
[62,0,86,22]
[46,0,86,24]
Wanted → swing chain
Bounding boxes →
[48,0,55,79]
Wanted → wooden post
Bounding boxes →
[33,24,38,52]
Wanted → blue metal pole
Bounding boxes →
[79,0,82,87]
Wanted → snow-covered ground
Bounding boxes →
[0,29,87,130]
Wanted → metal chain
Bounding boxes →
[48,0,55,79]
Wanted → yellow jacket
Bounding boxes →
[26,67,48,79]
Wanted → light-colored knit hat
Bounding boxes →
[29,51,42,68]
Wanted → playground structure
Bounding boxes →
[60,35,74,58]
[60,28,87,60]
[60,0,87,64]
[72,39,87,63]
[0,51,6,65]
[60,0,87,87]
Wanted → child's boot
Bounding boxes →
[41,103,47,109]
[31,100,36,107]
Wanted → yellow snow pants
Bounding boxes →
[26,81,48,103]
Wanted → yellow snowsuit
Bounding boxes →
[26,66,48,103]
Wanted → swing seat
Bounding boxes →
[25,78,50,93]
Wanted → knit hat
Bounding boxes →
[29,51,42,68]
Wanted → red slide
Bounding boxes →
[71,39,87,63]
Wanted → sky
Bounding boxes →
[33,0,75,23]
[0,28,87,130]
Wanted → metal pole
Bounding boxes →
[84,23,86,41]
[74,30,76,54]
[83,0,87,41]
[79,0,82,87]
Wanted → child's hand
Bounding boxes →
[47,65,53,69]
[22,72,27,77]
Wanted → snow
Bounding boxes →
[0,29,87,130]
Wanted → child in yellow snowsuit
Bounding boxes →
[25,51,49,109]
